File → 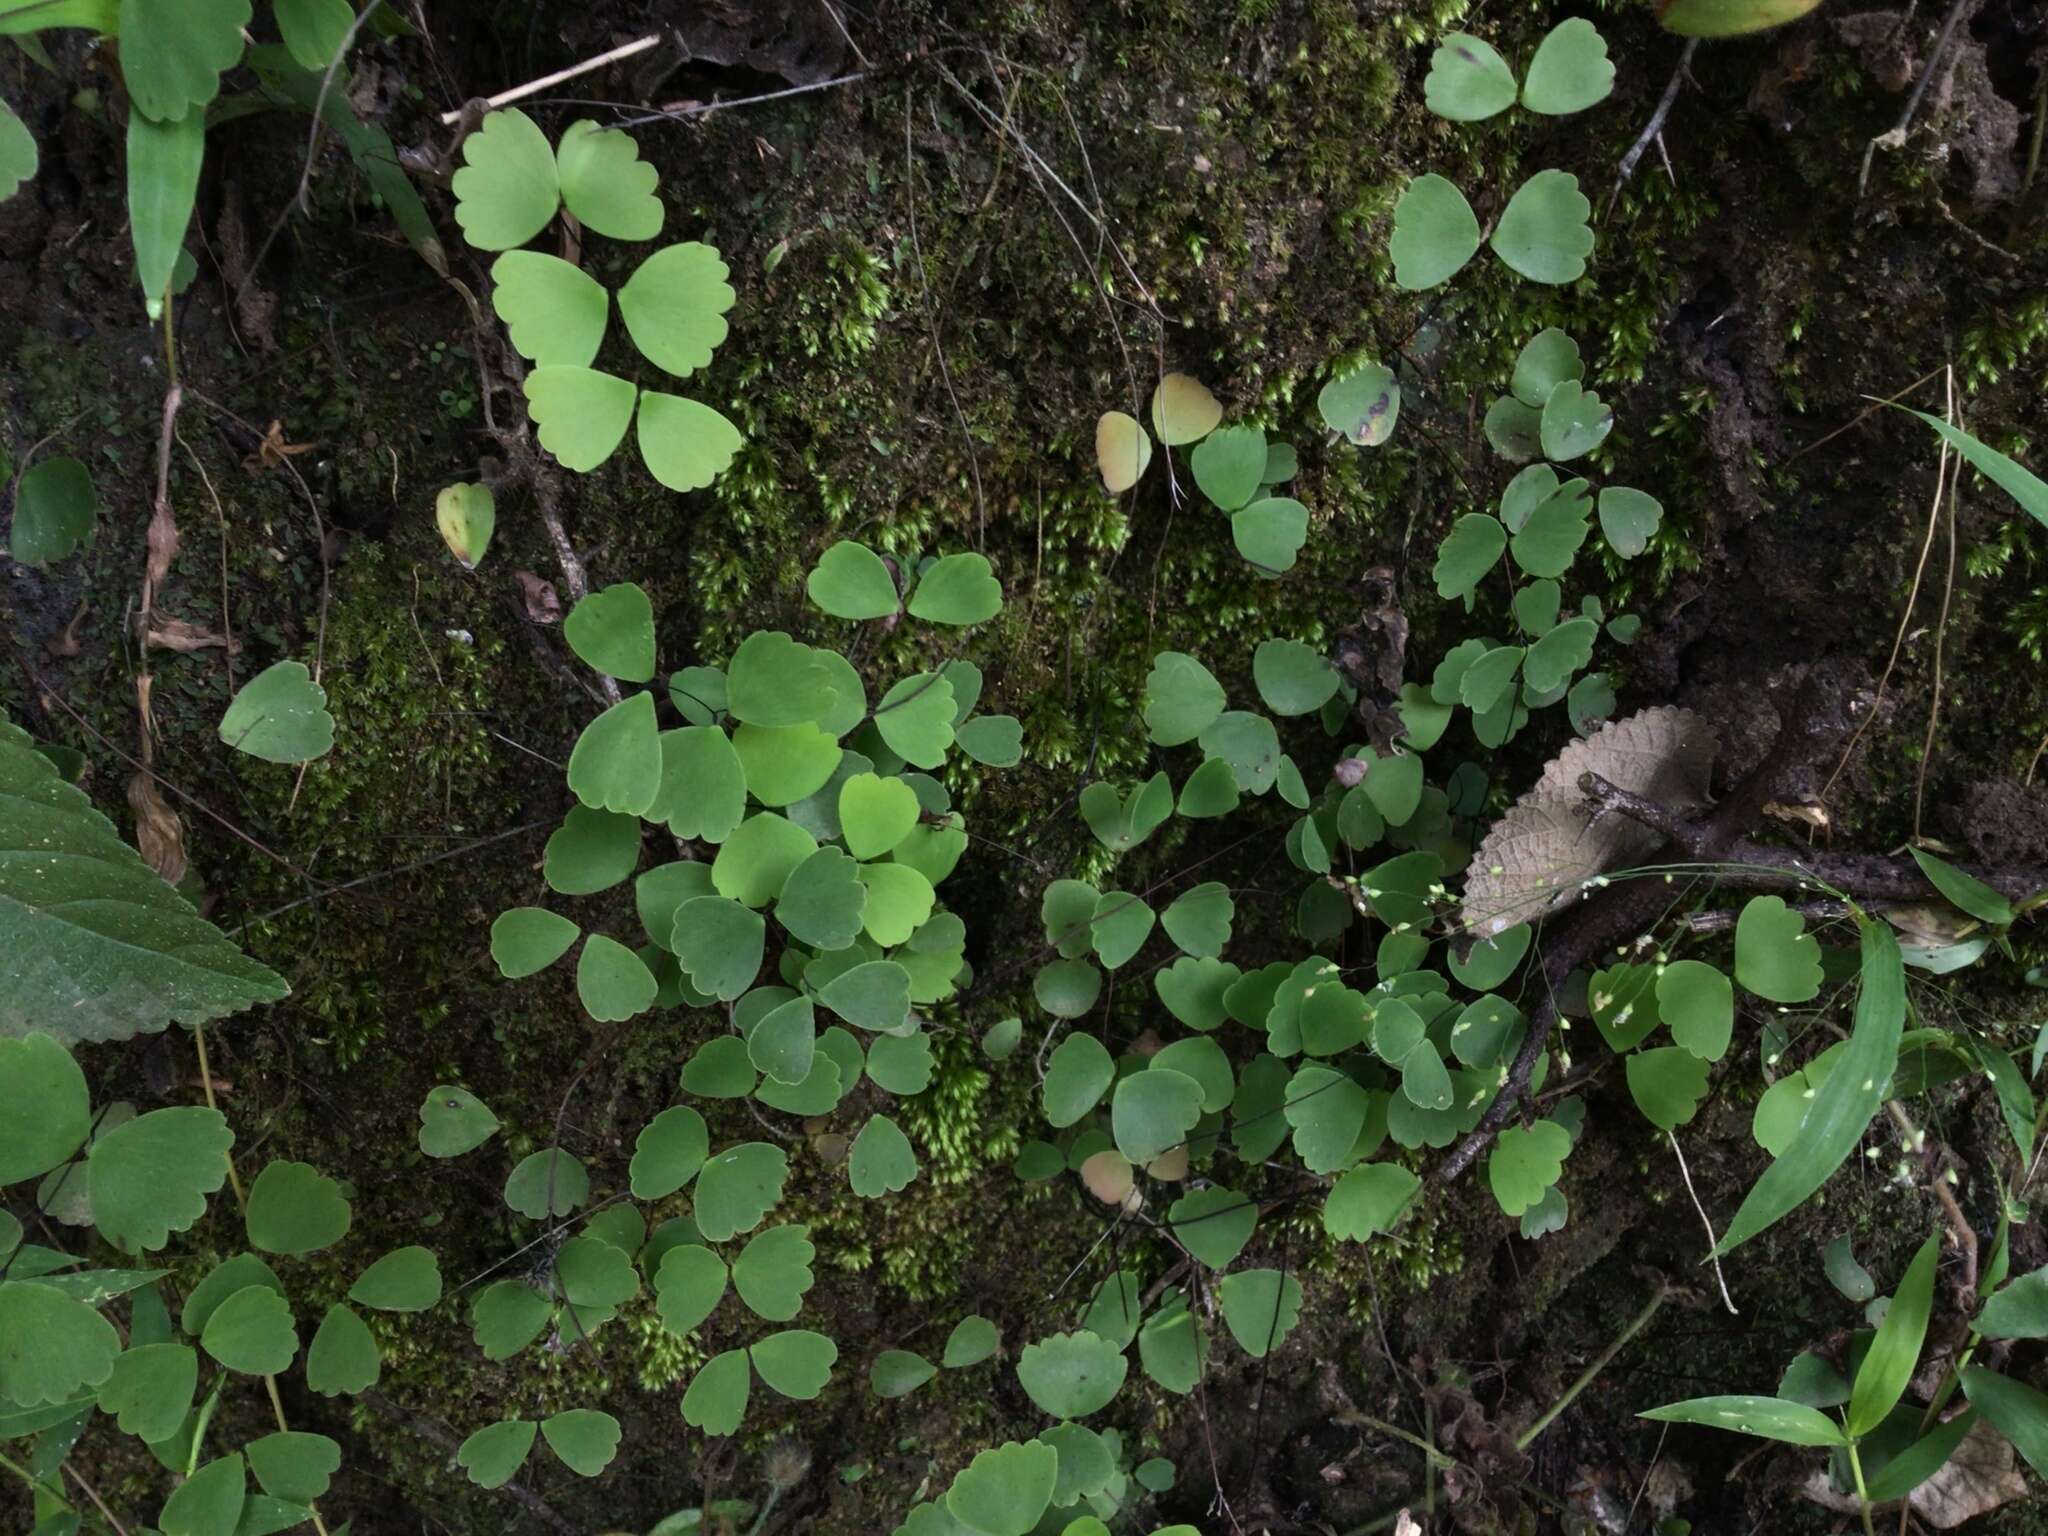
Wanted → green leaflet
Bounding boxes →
[1714,922,1905,1256]
[126,107,205,318]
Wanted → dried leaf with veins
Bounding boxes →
[127,770,188,886]
[1461,706,1716,937]
[147,617,237,654]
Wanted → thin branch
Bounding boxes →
[436,33,661,125]
[1668,1131,1737,1315]
[1608,39,1697,214]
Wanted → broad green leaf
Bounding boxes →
[1149,374,1222,446]
[1626,1047,1710,1131]
[840,772,921,859]
[1217,1269,1302,1357]
[1735,895,1823,1002]
[872,1349,936,1398]
[1156,955,1242,1031]
[97,1341,196,1441]
[746,993,815,1085]
[576,933,658,1022]
[246,1160,350,1255]
[1862,1409,1980,1502]
[1325,1162,1421,1240]
[219,660,334,763]
[88,1107,232,1253]
[557,1234,640,1315]
[1491,170,1594,285]
[1424,32,1516,119]
[1017,1331,1126,1418]
[1035,957,1102,1019]
[647,726,746,842]
[564,582,655,682]
[544,806,641,894]
[490,906,579,979]
[618,242,734,376]
[1199,710,1281,792]
[1659,0,1823,35]
[1523,617,1597,694]
[775,847,867,949]
[542,1408,621,1476]
[908,553,1002,626]
[159,1452,247,1536]
[1978,1264,2048,1338]
[1961,1367,2048,1478]
[1539,381,1613,463]
[1143,652,1226,745]
[1434,513,1506,600]
[182,1257,283,1339]
[458,1419,537,1490]
[1716,923,1904,1255]
[0,1033,88,1182]
[1639,1395,1847,1446]
[1909,846,2012,926]
[489,250,608,367]
[857,863,935,946]
[1253,639,1339,715]
[466,1283,546,1366]
[1318,364,1400,446]
[246,1430,340,1504]
[1096,409,1153,491]
[273,0,350,69]
[1137,1290,1207,1394]
[0,1281,119,1405]
[1447,925,1531,991]
[867,1030,934,1094]
[1091,890,1155,969]
[1598,486,1663,558]
[1512,328,1584,407]
[348,1247,440,1312]
[808,540,899,619]
[201,1284,297,1374]
[681,1036,758,1098]
[849,1113,918,1197]
[682,1348,750,1433]
[1484,394,1543,461]
[727,631,835,727]
[1177,756,1242,818]
[673,896,765,1001]
[1904,409,2048,531]
[1044,1033,1114,1126]
[955,714,1023,766]
[1161,883,1234,957]
[1389,173,1480,290]
[556,118,661,240]
[0,98,32,204]
[1111,1069,1203,1162]
[1848,1229,1939,1436]
[943,1315,1000,1368]
[947,1441,1058,1536]
[503,1148,589,1220]
[451,108,559,249]
[1167,1185,1256,1267]
[1459,646,1524,713]
[567,692,662,815]
[630,1106,709,1199]
[9,457,96,565]
[121,0,246,122]
[694,1142,789,1242]
[418,1086,498,1157]
[1232,497,1309,572]
[1488,1120,1571,1217]
[307,1302,380,1392]
[751,1328,836,1399]
[1190,423,1267,509]
[637,390,743,492]
[732,721,840,807]
[874,673,958,768]
[524,366,637,472]
[1078,773,1173,851]
[654,1244,728,1335]
[1282,1065,1370,1173]
[816,959,912,1033]
[1520,18,1614,114]
[1658,960,1734,1060]
[1510,478,1592,578]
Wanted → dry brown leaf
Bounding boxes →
[126,770,188,886]
[1080,1149,1138,1209]
[515,569,563,625]
[1462,707,1716,937]
[147,617,239,654]
[241,419,316,476]
[45,602,88,659]
[1801,1415,2025,1528]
